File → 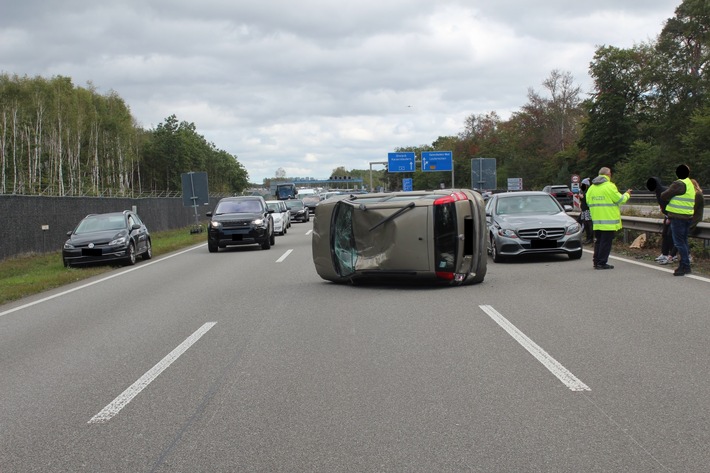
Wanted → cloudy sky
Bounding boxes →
[1,1,681,184]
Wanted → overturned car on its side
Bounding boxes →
[311,189,487,286]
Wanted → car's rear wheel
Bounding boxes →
[142,239,152,260]
[125,242,136,265]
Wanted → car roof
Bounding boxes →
[219,196,264,201]
[494,191,551,198]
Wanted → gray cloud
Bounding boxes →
[0,0,679,182]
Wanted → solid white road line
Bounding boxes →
[276,249,294,263]
[479,305,591,392]
[0,244,206,319]
[88,322,217,424]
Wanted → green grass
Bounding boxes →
[0,226,206,306]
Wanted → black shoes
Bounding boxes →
[583,239,594,245]
[673,265,692,276]
[594,264,614,270]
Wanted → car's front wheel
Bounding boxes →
[491,237,505,263]
[568,249,583,260]
[125,242,137,265]
[142,239,152,260]
[208,241,218,253]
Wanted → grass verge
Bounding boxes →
[0,227,206,306]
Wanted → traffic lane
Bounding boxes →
[68,246,671,473]
[0,236,314,472]
[1,233,700,471]
[138,283,666,472]
[478,252,710,471]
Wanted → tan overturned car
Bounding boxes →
[311,189,488,285]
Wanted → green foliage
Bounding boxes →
[0,75,248,196]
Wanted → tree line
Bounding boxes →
[0,75,248,196]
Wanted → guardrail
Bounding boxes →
[620,215,710,252]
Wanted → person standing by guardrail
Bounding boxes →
[587,167,631,270]
[661,164,696,276]
[646,176,676,265]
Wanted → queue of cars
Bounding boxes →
[61,186,583,275]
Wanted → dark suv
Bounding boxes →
[206,196,275,252]
[542,185,573,207]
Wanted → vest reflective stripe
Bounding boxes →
[667,178,695,215]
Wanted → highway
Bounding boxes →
[1,221,710,472]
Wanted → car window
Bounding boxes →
[332,203,356,276]
[75,215,125,233]
[216,200,262,214]
[267,203,280,212]
[497,195,561,214]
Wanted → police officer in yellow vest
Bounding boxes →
[661,164,696,276]
[586,167,631,269]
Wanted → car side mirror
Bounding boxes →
[563,205,573,212]
[206,212,213,217]
[132,224,141,230]
[66,230,72,236]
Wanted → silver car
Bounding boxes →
[485,191,582,262]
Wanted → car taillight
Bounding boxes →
[435,271,455,280]
[434,192,468,205]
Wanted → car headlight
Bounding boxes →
[109,236,128,246]
[566,223,581,235]
[252,218,265,226]
[497,228,517,238]
[63,242,75,249]
[210,221,222,229]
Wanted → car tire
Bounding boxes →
[63,258,70,268]
[125,242,137,265]
[208,241,218,253]
[491,238,505,263]
[568,249,583,260]
[269,226,276,245]
[282,227,287,235]
[261,237,271,250]
[142,239,152,260]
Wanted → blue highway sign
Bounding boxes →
[421,151,452,172]
[387,152,415,172]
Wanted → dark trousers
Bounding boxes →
[670,218,692,268]
[661,219,676,256]
[593,230,615,266]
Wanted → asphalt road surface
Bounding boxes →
[2,222,710,472]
